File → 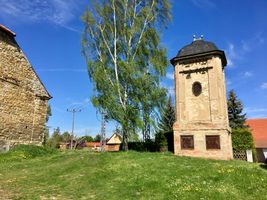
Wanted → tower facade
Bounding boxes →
[170,37,233,160]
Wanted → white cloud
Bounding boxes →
[225,43,239,67]
[244,107,267,113]
[261,82,267,89]
[225,78,232,86]
[0,0,81,32]
[254,32,265,45]
[225,33,265,68]
[243,71,253,78]
[241,40,251,52]
[248,114,267,119]
[244,107,267,119]
[227,58,233,67]
[166,72,174,80]
[69,98,90,108]
[241,33,265,53]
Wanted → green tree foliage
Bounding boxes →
[155,132,167,149]
[157,96,175,133]
[227,90,256,160]
[139,73,167,141]
[94,134,102,142]
[42,129,49,147]
[114,126,139,142]
[43,104,52,146]
[128,131,140,142]
[81,0,171,150]
[46,127,61,148]
[227,90,247,129]
[155,96,175,150]
[46,104,52,123]
[61,132,71,143]
[231,128,254,150]
[232,128,257,161]
[44,128,95,149]
[84,136,94,142]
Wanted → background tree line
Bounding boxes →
[44,127,103,149]
[44,89,255,157]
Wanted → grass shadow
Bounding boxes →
[259,164,267,170]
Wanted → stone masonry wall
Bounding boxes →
[0,30,50,150]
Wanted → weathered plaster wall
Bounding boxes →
[0,31,50,149]
[173,56,233,160]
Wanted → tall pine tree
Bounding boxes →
[157,96,175,133]
[155,95,175,151]
[227,90,247,129]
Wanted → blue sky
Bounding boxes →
[0,0,267,137]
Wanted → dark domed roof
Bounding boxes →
[170,38,227,67]
[177,40,218,57]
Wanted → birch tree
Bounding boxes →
[81,0,171,150]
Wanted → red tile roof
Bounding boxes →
[85,142,101,147]
[246,118,267,148]
[0,24,16,37]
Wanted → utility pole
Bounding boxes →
[67,108,81,149]
[100,110,106,151]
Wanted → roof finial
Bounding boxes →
[193,35,196,41]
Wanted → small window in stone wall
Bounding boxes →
[192,81,202,96]
[206,135,220,149]
[181,135,194,149]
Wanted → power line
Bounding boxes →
[67,108,81,149]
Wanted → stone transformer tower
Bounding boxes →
[170,37,233,160]
[0,24,52,151]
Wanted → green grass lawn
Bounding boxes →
[0,149,267,200]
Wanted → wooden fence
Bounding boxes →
[233,150,247,161]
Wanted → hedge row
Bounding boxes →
[0,145,58,162]
[232,128,255,150]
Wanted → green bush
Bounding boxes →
[232,128,257,162]
[232,128,254,150]
[164,131,174,153]
[155,132,167,148]
[0,145,58,162]
[155,131,174,152]
[128,141,158,152]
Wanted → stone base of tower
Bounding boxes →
[173,128,233,160]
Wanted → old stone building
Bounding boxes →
[171,36,233,160]
[0,24,51,151]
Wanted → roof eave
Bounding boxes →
[0,24,16,37]
[170,50,227,67]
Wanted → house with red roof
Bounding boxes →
[246,119,267,162]
[84,133,122,151]
[85,142,101,150]
[105,133,122,151]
